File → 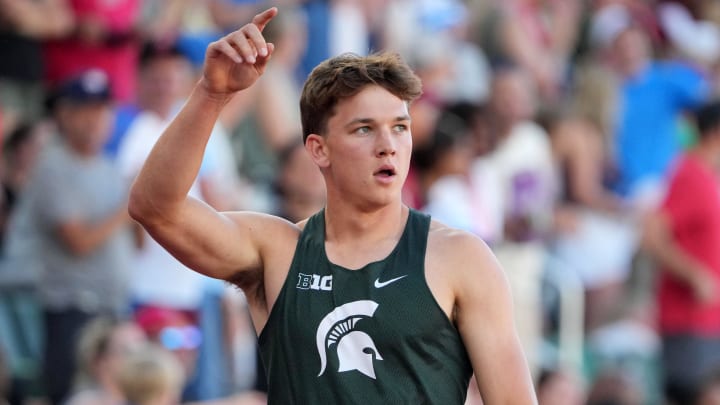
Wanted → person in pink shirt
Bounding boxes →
[44,0,141,103]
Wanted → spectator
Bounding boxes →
[133,307,267,405]
[115,41,220,352]
[230,6,307,200]
[273,139,326,223]
[116,343,185,405]
[485,65,558,376]
[43,0,142,103]
[593,4,709,207]
[543,63,639,331]
[0,121,51,249]
[0,0,73,134]
[478,0,581,101]
[134,307,200,388]
[642,100,720,404]
[117,40,251,402]
[417,103,504,246]
[8,69,135,405]
[66,317,147,405]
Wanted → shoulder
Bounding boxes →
[223,211,304,272]
[666,156,712,199]
[426,219,500,280]
[222,211,303,301]
[667,155,699,184]
[26,144,69,188]
[425,219,511,312]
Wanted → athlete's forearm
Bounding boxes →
[129,82,232,222]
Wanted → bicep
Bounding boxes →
[140,197,292,280]
[454,242,537,404]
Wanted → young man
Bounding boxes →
[643,100,720,404]
[129,8,536,404]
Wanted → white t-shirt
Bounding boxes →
[117,110,210,310]
[423,157,504,245]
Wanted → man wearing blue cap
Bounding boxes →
[8,69,135,404]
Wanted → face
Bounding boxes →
[140,56,193,113]
[99,322,147,378]
[307,85,412,210]
[490,70,536,126]
[57,101,114,156]
[611,27,651,76]
[279,144,326,222]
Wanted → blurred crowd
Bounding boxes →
[2,0,720,404]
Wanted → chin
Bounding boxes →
[357,192,401,211]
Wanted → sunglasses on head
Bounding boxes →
[158,325,202,351]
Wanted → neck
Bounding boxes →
[621,59,649,79]
[324,198,407,245]
[96,372,123,401]
[65,142,97,159]
[692,142,720,170]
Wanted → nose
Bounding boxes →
[375,128,396,157]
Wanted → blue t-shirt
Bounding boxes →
[614,61,708,196]
[104,103,140,159]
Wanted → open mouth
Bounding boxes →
[374,166,396,178]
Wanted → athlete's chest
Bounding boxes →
[285,259,441,373]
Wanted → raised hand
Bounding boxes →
[201,7,277,99]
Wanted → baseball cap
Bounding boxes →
[139,40,186,67]
[48,69,112,110]
[590,4,633,48]
[135,306,202,351]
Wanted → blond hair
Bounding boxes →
[116,344,184,405]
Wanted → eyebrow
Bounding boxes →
[344,115,411,129]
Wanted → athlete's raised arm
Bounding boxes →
[128,8,293,281]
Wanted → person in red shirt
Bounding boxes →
[43,0,140,103]
[644,99,720,405]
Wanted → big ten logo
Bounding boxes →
[297,273,333,291]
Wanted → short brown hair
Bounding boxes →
[300,52,423,142]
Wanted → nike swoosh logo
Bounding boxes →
[374,275,408,288]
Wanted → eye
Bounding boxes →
[393,124,408,132]
[354,126,371,135]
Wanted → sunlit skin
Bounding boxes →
[306,85,412,213]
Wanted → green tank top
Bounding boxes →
[258,209,473,404]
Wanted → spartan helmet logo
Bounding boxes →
[316,300,383,379]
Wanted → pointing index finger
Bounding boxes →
[252,7,278,32]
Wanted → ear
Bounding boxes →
[305,134,330,168]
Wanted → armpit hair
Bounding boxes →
[225,266,265,309]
